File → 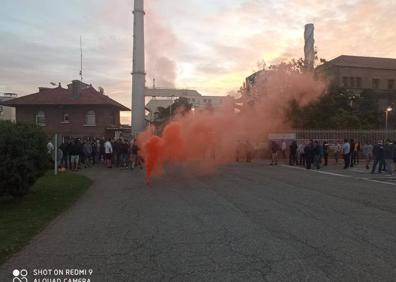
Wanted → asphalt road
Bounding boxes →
[1,162,396,281]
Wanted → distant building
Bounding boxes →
[0,93,17,122]
[145,88,233,122]
[316,55,396,93]
[1,80,130,138]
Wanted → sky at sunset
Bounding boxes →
[1,0,396,124]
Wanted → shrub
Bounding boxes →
[0,121,48,197]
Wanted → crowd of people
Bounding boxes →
[47,136,396,175]
[269,139,396,174]
[47,137,143,171]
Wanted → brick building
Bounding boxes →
[1,80,130,138]
[316,55,396,93]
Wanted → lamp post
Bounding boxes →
[169,95,175,119]
[386,106,392,130]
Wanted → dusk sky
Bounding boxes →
[1,0,396,124]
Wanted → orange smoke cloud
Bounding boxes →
[138,69,326,179]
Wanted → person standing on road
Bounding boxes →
[355,142,361,165]
[70,139,80,171]
[281,140,287,159]
[104,138,113,168]
[362,142,373,170]
[270,141,279,166]
[371,140,385,174]
[313,141,321,169]
[384,139,394,175]
[297,142,305,166]
[334,141,341,165]
[323,141,329,167]
[342,139,351,169]
[350,139,355,168]
[304,140,314,169]
[289,140,298,165]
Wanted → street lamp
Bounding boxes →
[169,95,175,119]
[385,106,392,130]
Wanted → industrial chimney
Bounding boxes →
[131,0,146,136]
[304,23,315,71]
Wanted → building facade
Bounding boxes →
[0,93,17,122]
[1,80,130,138]
[316,55,396,93]
[145,88,233,122]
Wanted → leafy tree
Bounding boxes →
[0,121,48,197]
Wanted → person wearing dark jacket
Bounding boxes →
[304,140,314,169]
[289,141,298,165]
[371,141,385,174]
[323,141,329,167]
[313,141,321,169]
[350,139,355,167]
[270,141,279,165]
[384,139,394,174]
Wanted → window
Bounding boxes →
[36,111,46,126]
[63,113,70,123]
[356,77,362,88]
[350,77,355,88]
[388,80,395,90]
[85,110,96,126]
[342,77,348,87]
[112,111,116,125]
[372,79,380,89]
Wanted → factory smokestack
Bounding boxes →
[132,0,146,136]
[304,23,315,71]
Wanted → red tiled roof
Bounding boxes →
[2,85,130,111]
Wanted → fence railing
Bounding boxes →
[293,129,396,144]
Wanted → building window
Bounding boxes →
[372,79,380,89]
[63,112,70,123]
[356,77,362,88]
[388,80,394,90]
[112,111,117,125]
[342,77,348,87]
[36,111,46,126]
[85,110,96,126]
[349,77,355,88]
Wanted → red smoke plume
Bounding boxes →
[138,69,326,179]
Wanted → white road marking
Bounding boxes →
[280,165,396,186]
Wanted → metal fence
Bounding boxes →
[294,129,396,144]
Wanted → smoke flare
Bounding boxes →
[138,69,326,180]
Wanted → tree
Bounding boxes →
[0,121,48,197]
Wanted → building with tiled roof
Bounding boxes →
[1,80,130,138]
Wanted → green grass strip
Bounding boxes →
[0,172,92,265]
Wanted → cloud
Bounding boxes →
[2,0,396,122]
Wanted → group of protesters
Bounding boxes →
[268,138,396,174]
[47,137,143,171]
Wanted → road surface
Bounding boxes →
[1,162,396,281]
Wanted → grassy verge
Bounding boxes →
[0,172,92,265]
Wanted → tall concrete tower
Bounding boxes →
[304,23,315,71]
[132,0,146,136]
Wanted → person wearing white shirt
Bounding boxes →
[342,139,351,169]
[104,139,113,168]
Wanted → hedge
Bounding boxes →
[0,121,48,197]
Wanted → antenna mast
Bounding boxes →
[80,36,83,81]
